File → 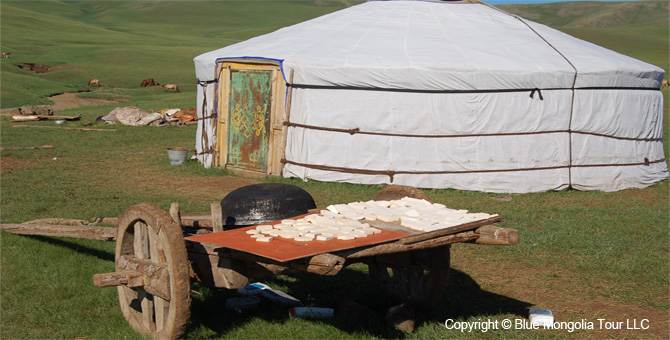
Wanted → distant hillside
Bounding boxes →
[497,0,669,28]
[0,0,667,108]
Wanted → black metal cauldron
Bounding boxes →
[220,183,316,228]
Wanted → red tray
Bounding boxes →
[186,220,409,262]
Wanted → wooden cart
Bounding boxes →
[87,186,518,339]
[2,186,517,339]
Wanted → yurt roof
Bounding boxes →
[194,0,663,91]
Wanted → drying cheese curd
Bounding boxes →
[328,197,498,232]
[254,213,381,242]
[253,197,497,242]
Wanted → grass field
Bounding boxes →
[1,1,668,339]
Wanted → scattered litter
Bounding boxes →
[11,114,80,122]
[289,307,334,319]
[225,296,261,313]
[165,108,196,123]
[237,282,270,296]
[237,282,304,307]
[100,107,197,126]
[100,107,163,126]
[11,115,40,122]
[260,287,303,307]
[529,308,554,327]
[162,108,181,117]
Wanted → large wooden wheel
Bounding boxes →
[96,203,191,339]
[368,245,451,308]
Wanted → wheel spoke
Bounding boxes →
[139,290,156,332]
[134,221,150,260]
[155,296,168,331]
[149,227,168,332]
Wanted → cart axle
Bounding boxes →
[93,255,171,301]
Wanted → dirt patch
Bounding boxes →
[47,91,131,111]
[5,62,131,112]
[0,156,45,172]
[1,91,132,115]
[451,247,669,339]
[15,63,71,74]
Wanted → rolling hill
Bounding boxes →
[498,0,668,28]
[0,0,667,108]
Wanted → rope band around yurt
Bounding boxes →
[282,121,663,143]
[281,158,667,183]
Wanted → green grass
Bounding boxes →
[0,0,360,107]
[1,1,669,339]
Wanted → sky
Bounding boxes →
[487,0,641,4]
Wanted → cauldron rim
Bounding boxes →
[221,183,316,226]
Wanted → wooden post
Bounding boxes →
[210,202,223,233]
[1,223,117,241]
[170,202,181,226]
[472,225,519,245]
[339,231,477,259]
[290,253,346,276]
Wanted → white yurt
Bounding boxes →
[193,0,667,193]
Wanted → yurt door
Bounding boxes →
[226,69,272,172]
[216,62,288,176]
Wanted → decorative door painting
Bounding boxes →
[227,69,272,172]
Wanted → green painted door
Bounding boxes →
[227,69,272,172]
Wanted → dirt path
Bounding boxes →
[0,90,130,115]
[47,91,130,111]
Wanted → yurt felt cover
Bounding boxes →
[193,0,667,193]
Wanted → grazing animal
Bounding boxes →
[161,84,180,92]
[662,79,669,89]
[2,51,10,58]
[88,78,101,87]
[140,78,159,87]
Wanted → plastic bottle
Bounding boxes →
[289,307,334,319]
[529,308,554,327]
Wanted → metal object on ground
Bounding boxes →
[220,183,316,227]
[167,147,189,166]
